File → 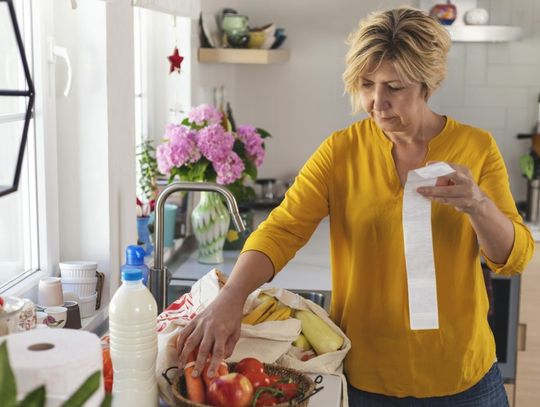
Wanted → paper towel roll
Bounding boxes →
[5,328,104,407]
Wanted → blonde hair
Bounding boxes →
[343,6,451,113]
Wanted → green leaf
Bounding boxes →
[256,127,272,139]
[0,341,18,407]
[233,139,246,157]
[60,371,101,407]
[188,161,209,181]
[244,160,257,181]
[181,117,191,126]
[100,394,112,407]
[17,386,45,407]
[520,154,534,180]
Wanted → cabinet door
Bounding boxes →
[515,248,540,406]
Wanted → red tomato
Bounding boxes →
[243,371,271,389]
[267,375,281,385]
[235,357,264,376]
[206,373,253,407]
[275,382,300,402]
[254,391,278,406]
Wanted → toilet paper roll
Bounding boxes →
[403,162,455,330]
[4,329,104,407]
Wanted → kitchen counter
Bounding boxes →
[168,213,332,293]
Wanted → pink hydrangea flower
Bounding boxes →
[157,125,201,175]
[213,152,245,185]
[237,125,265,167]
[197,124,234,162]
[188,104,222,126]
[156,143,174,175]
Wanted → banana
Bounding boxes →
[265,306,292,322]
[254,300,278,324]
[258,293,273,302]
[242,297,277,325]
[292,333,312,350]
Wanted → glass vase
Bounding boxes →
[191,191,231,264]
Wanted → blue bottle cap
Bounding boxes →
[121,269,143,281]
[126,245,145,266]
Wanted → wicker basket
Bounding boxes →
[171,362,316,407]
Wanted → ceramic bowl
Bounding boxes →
[271,34,287,49]
[247,31,266,49]
[257,23,277,49]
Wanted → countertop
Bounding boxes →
[169,213,332,293]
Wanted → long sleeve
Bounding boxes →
[479,136,534,275]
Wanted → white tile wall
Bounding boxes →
[230,0,540,201]
[438,0,540,200]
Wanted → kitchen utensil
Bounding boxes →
[0,296,25,336]
[59,261,98,279]
[43,306,67,329]
[38,276,64,307]
[36,311,47,325]
[526,179,540,223]
[17,298,37,331]
[64,300,82,329]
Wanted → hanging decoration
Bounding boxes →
[167,47,184,74]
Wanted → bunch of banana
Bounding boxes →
[242,296,292,325]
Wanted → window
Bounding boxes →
[0,0,40,291]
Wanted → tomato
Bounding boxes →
[275,382,300,402]
[243,371,271,389]
[267,375,281,385]
[206,373,253,407]
[235,357,264,376]
[254,391,278,406]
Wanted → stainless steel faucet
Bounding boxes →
[150,182,246,313]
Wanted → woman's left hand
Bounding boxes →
[416,162,487,214]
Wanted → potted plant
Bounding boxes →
[156,104,271,263]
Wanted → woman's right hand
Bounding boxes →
[176,286,245,379]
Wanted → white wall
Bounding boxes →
[190,0,540,201]
[53,0,136,303]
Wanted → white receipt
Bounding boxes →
[402,162,455,330]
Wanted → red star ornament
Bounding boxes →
[168,47,184,74]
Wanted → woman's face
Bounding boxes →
[358,60,428,133]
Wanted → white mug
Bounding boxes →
[43,306,67,329]
[38,277,64,307]
[36,311,48,325]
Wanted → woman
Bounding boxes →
[176,7,533,406]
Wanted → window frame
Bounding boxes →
[0,0,59,298]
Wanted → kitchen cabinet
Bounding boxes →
[514,247,540,406]
[198,48,290,64]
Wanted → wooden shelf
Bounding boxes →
[198,48,290,64]
[445,25,523,43]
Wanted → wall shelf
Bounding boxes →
[445,25,523,43]
[198,48,290,64]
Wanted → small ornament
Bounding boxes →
[430,0,457,26]
[167,47,184,74]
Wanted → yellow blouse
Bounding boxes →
[243,117,534,397]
